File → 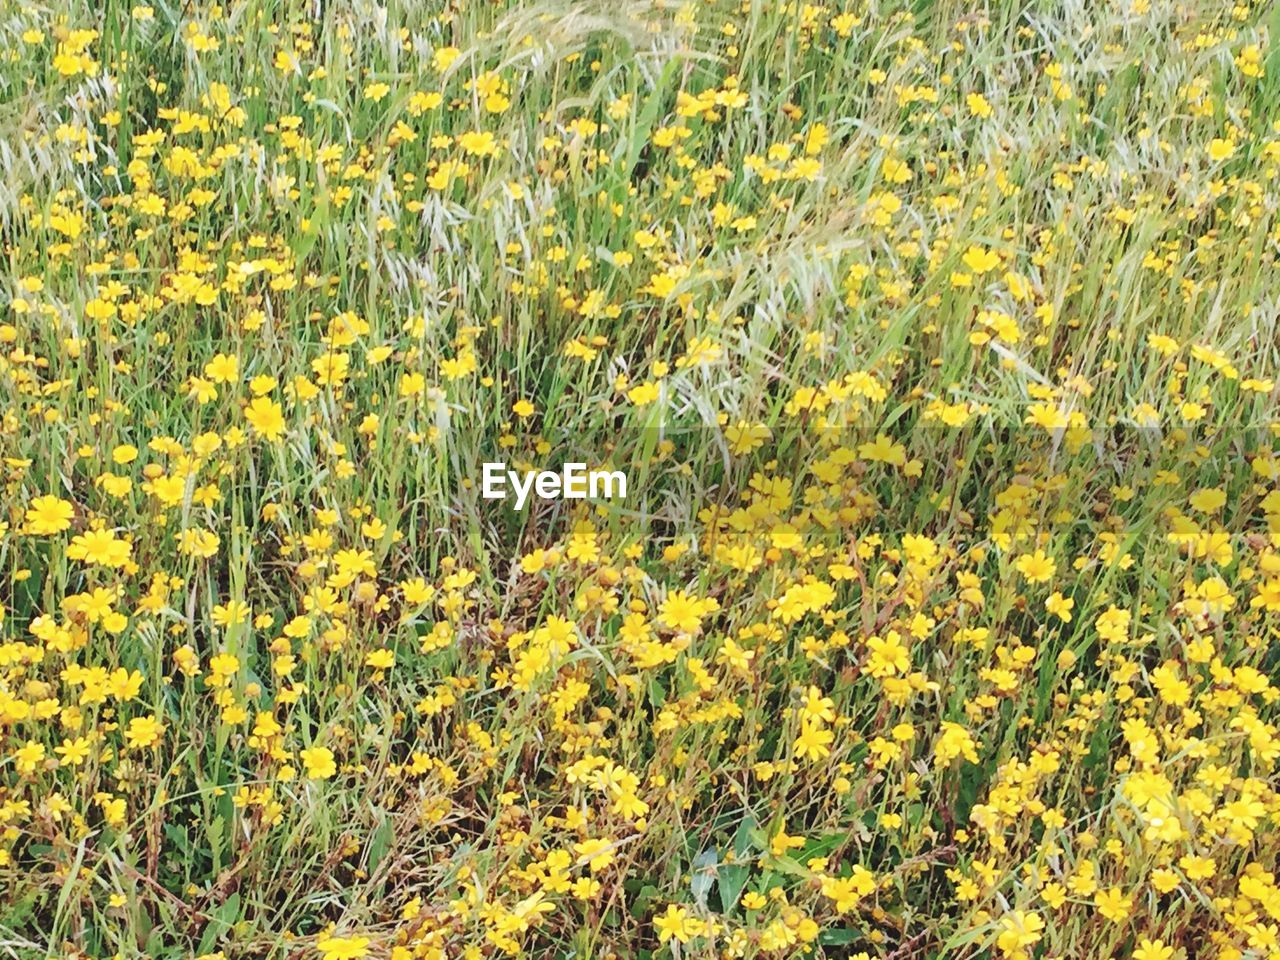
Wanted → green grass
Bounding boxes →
[0,1,1277,959]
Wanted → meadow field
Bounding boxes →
[1,0,1279,957]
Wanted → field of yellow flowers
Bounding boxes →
[2,1,1279,958]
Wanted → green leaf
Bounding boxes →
[196,892,240,956]
[732,815,757,857]
[647,677,666,709]
[690,849,717,909]
[630,884,660,920]
[205,814,225,874]
[367,816,394,873]
[716,864,749,913]
[818,928,860,946]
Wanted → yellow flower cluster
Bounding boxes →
[0,1,1277,959]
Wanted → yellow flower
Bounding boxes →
[1188,487,1226,513]
[25,495,75,535]
[1207,137,1235,161]
[125,715,165,749]
[316,936,370,960]
[725,421,771,454]
[961,245,1001,274]
[865,632,910,677]
[244,396,286,441]
[1025,402,1069,431]
[1133,939,1173,960]
[1178,854,1216,880]
[653,904,696,944]
[1045,591,1074,621]
[204,353,240,383]
[820,868,876,912]
[572,837,616,873]
[458,131,499,157]
[769,826,806,856]
[627,381,660,405]
[1015,549,1057,584]
[1094,886,1132,922]
[793,720,834,761]
[967,92,992,118]
[13,740,46,775]
[432,46,460,72]
[996,910,1044,957]
[1040,882,1067,909]
[440,351,477,380]
[67,528,132,568]
[399,372,426,397]
[657,590,718,633]
[934,722,979,766]
[300,745,337,780]
[55,736,92,767]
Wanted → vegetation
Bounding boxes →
[1,1,1278,958]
